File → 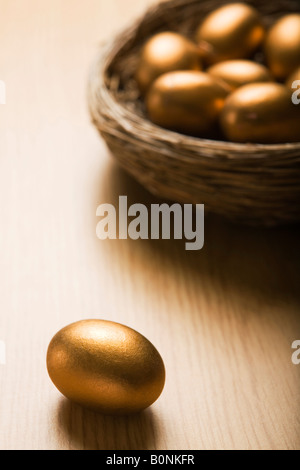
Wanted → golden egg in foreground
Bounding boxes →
[286,66,300,90]
[135,31,202,94]
[220,82,300,143]
[46,320,166,415]
[146,70,230,137]
[264,14,300,81]
[207,60,272,89]
[195,3,265,64]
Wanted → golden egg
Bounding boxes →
[264,14,300,81]
[46,320,165,415]
[220,82,300,143]
[195,3,265,64]
[207,60,272,89]
[286,66,300,90]
[146,70,230,136]
[135,31,202,94]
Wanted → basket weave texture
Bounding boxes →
[88,0,300,225]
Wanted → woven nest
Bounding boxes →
[88,0,300,226]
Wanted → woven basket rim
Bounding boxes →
[88,0,300,157]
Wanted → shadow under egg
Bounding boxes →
[56,397,157,450]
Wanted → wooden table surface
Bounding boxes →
[0,0,300,451]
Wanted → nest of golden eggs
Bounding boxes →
[88,0,300,226]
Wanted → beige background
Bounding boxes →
[0,0,300,450]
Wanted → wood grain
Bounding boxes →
[0,0,299,450]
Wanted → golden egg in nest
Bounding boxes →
[220,82,300,143]
[195,3,265,65]
[146,70,230,137]
[207,60,272,90]
[47,319,166,415]
[135,31,202,94]
[264,14,300,81]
